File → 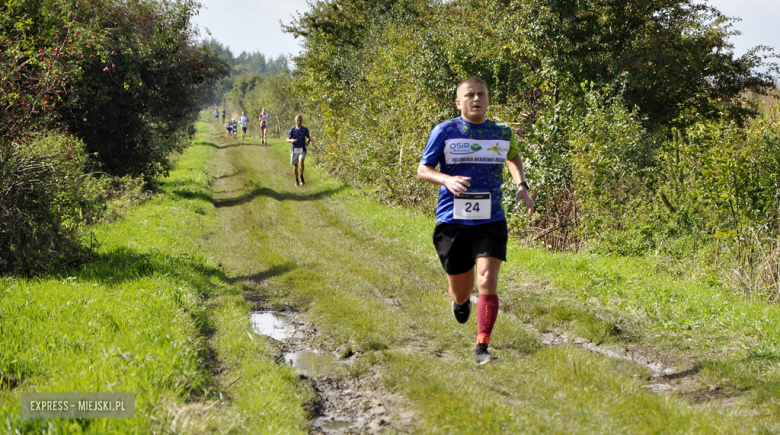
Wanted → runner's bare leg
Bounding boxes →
[446,268,474,305]
[447,256,500,304]
[476,256,501,296]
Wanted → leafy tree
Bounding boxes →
[57,0,229,178]
[1,0,228,274]
[1,0,100,274]
[507,0,776,128]
[0,0,95,140]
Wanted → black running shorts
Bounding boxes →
[432,220,508,275]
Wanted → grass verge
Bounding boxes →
[0,117,312,434]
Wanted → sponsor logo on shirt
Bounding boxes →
[448,142,483,154]
[444,139,509,164]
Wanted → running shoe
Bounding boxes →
[452,299,471,324]
[475,343,498,365]
[300,175,305,185]
[295,178,300,186]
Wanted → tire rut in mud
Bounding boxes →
[537,327,744,406]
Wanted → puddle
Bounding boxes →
[313,416,363,433]
[250,312,290,340]
[284,350,348,378]
[244,303,411,432]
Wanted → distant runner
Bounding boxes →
[287,115,311,186]
[238,111,250,140]
[225,118,232,138]
[214,107,219,121]
[259,108,269,145]
[230,118,238,139]
[222,108,226,124]
[417,77,533,365]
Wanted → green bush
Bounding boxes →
[0,134,107,274]
[1,0,227,273]
[568,91,661,253]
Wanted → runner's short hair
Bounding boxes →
[456,77,487,94]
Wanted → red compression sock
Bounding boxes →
[477,294,499,344]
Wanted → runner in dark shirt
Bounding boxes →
[287,115,311,186]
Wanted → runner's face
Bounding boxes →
[456,82,489,124]
[295,117,302,127]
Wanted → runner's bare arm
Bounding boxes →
[416,164,471,196]
[506,155,533,216]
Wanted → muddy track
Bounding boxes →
[245,293,416,434]
[206,129,420,433]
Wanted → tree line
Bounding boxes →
[203,38,302,140]
[284,0,780,297]
[0,0,229,274]
[201,37,290,111]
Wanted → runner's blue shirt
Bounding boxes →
[288,126,310,150]
[420,117,519,225]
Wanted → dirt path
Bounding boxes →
[203,126,420,433]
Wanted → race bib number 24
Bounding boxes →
[453,193,491,220]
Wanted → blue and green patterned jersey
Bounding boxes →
[420,117,519,225]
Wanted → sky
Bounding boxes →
[707,0,779,57]
[191,0,309,59]
[191,0,779,61]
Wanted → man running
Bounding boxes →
[230,118,238,138]
[417,77,533,364]
[214,106,219,121]
[222,108,226,124]
[238,111,250,140]
[259,108,269,145]
[287,115,311,186]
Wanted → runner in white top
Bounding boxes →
[259,108,270,145]
[238,111,250,140]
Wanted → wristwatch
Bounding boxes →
[518,181,529,190]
